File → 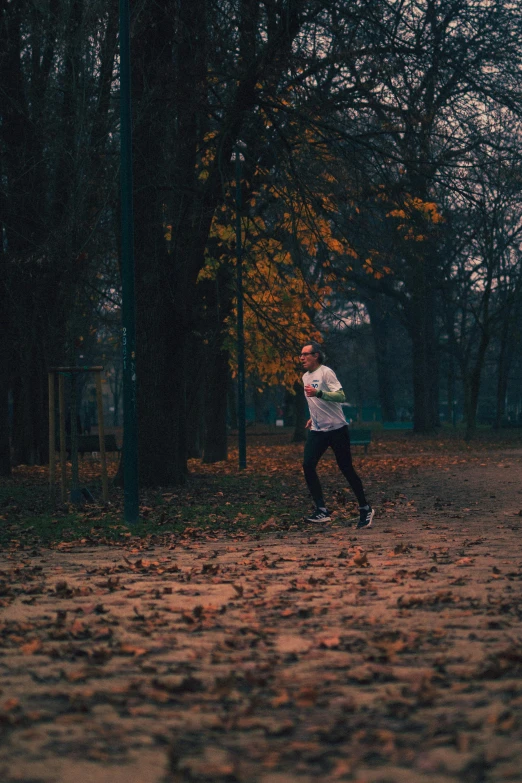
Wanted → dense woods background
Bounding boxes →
[1,0,522,484]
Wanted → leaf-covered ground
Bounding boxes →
[1,429,522,782]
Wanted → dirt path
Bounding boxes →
[1,451,522,782]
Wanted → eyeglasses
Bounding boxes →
[300,352,315,357]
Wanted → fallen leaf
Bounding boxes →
[119,644,148,656]
[456,557,474,567]
[295,686,318,707]
[271,689,290,707]
[352,551,369,567]
[319,636,341,649]
[21,639,42,655]
[2,698,20,711]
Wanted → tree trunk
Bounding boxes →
[12,361,36,466]
[365,297,397,422]
[0,240,10,475]
[447,357,457,427]
[131,0,204,485]
[411,327,439,431]
[203,348,229,463]
[1,2,117,467]
[113,390,120,427]
[228,381,238,431]
[11,297,64,466]
[0,369,10,477]
[463,333,491,440]
[135,287,191,485]
[252,387,264,424]
[493,315,516,430]
[407,259,440,432]
[187,380,206,460]
[292,381,308,443]
[1,5,49,466]
[129,0,305,484]
[494,340,508,430]
[113,448,124,488]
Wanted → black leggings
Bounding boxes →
[303,425,367,508]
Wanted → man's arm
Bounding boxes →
[304,386,346,402]
[315,389,346,403]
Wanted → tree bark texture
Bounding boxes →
[365,297,397,422]
[130,0,304,484]
[0,0,119,465]
[0,283,10,474]
[292,381,308,443]
[203,347,230,463]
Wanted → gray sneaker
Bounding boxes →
[357,505,374,529]
[305,508,331,523]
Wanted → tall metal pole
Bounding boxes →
[119,0,139,522]
[235,149,247,469]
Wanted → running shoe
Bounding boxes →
[357,505,374,529]
[305,508,331,523]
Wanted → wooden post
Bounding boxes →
[48,373,55,495]
[58,373,67,503]
[49,366,106,504]
[95,371,108,502]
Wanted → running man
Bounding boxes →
[300,341,374,529]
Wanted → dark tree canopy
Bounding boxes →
[1,0,521,480]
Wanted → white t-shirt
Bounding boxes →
[302,365,347,432]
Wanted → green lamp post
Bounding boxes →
[119,0,139,522]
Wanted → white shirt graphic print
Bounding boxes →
[303,365,347,432]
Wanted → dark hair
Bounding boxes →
[303,341,324,363]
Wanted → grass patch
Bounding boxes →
[0,471,303,549]
[5,426,519,550]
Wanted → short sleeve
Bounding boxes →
[323,367,342,392]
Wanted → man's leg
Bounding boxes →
[303,430,330,509]
[329,426,368,506]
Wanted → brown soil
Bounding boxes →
[1,447,522,782]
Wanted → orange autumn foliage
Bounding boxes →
[198,177,360,390]
[386,195,444,242]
